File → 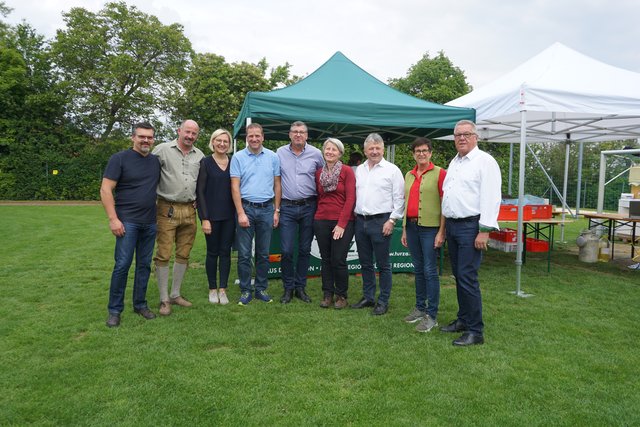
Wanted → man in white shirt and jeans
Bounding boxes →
[351,133,405,315]
[441,120,501,346]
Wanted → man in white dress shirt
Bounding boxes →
[351,133,405,315]
[440,120,501,346]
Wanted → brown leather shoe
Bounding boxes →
[134,307,156,320]
[170,296,192,307]
[159,301,171,316]
[334,296,348,309]
[319,295,333,308]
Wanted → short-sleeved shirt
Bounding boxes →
[152,140,204,202]
[230,147,280,203]
[276,143,324,200]
[103,149,160,224]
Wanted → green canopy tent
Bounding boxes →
[233,52,475,144]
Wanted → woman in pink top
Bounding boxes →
[313,138,356,309]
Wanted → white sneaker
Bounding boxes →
[208,289,219,304]
[218,290,229,305]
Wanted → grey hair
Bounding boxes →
[290,121,308,132]
[323,137,344,154]
[455,120,477,134]
[363,133,384,149]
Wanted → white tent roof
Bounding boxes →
[446,42,640,143]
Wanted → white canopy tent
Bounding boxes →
[446,42,640,296]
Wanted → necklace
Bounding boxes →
[213,155,228,168]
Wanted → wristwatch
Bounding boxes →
[388,218,396,225]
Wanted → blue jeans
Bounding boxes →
[279,201,317,290]
[405,221,440,319]
[236,203,274,293]
[446,217,484,334]
[108,222,157,314]
[355,215,392,304]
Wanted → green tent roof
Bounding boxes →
[233,51,475,144]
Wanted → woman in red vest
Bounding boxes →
[401,137,447,333]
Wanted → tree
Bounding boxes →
[389,51,471,105]
[51,1,193,141]
[0,1,11,38]
[173,53,299,144]
[388,51,478,174]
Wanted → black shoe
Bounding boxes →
[440,318,467,333]
[350,297,375,309]
[106,314,120,328]
[294,288,311,303]
[134,307,156,320]
[280,289,293,304]
[452,332,484,346]
[372,302,388,315]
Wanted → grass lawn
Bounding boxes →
[1,205,639,426]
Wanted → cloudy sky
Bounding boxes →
[4,0,640,88]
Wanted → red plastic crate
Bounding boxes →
[498,205,519,221]
[498,204,553,221]
[525,237,549,252]
[530,204,553,219]
[489,228,518,243]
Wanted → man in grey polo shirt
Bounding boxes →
[276,121,324,304]
[152,119,205,316]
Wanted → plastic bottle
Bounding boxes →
[598,235,611,262]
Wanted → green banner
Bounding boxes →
[267,224,414,278]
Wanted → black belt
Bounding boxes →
[158,197,194,205]
[407,217,419,223]
[356,213,390,220]
[282,196,317,206]
[446,215,480,223]
[241,199,271,208]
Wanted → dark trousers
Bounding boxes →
[204,218,235,289]
[313,219,355,298]
[355,215,392,304]
[446,217,484,335]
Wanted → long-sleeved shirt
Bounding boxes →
[196,156,235,222]
[314,165,356,228]
[354,158,405,220]
[442,146,502,230]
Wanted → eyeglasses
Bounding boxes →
[290,130,307,135]
[454,132,477,139]
[414,149,431,154]
[136,135,154,141]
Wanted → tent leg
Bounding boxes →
[513,109,533,298]
[576,142,584,216]
[560,140,571,242]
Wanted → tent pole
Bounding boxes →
[597,152,606,213]
[560,138,571,242]
[576,141,584,216]
[513,109,531,297]
[508,143,514,196]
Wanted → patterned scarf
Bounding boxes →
[319,161,342,193]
